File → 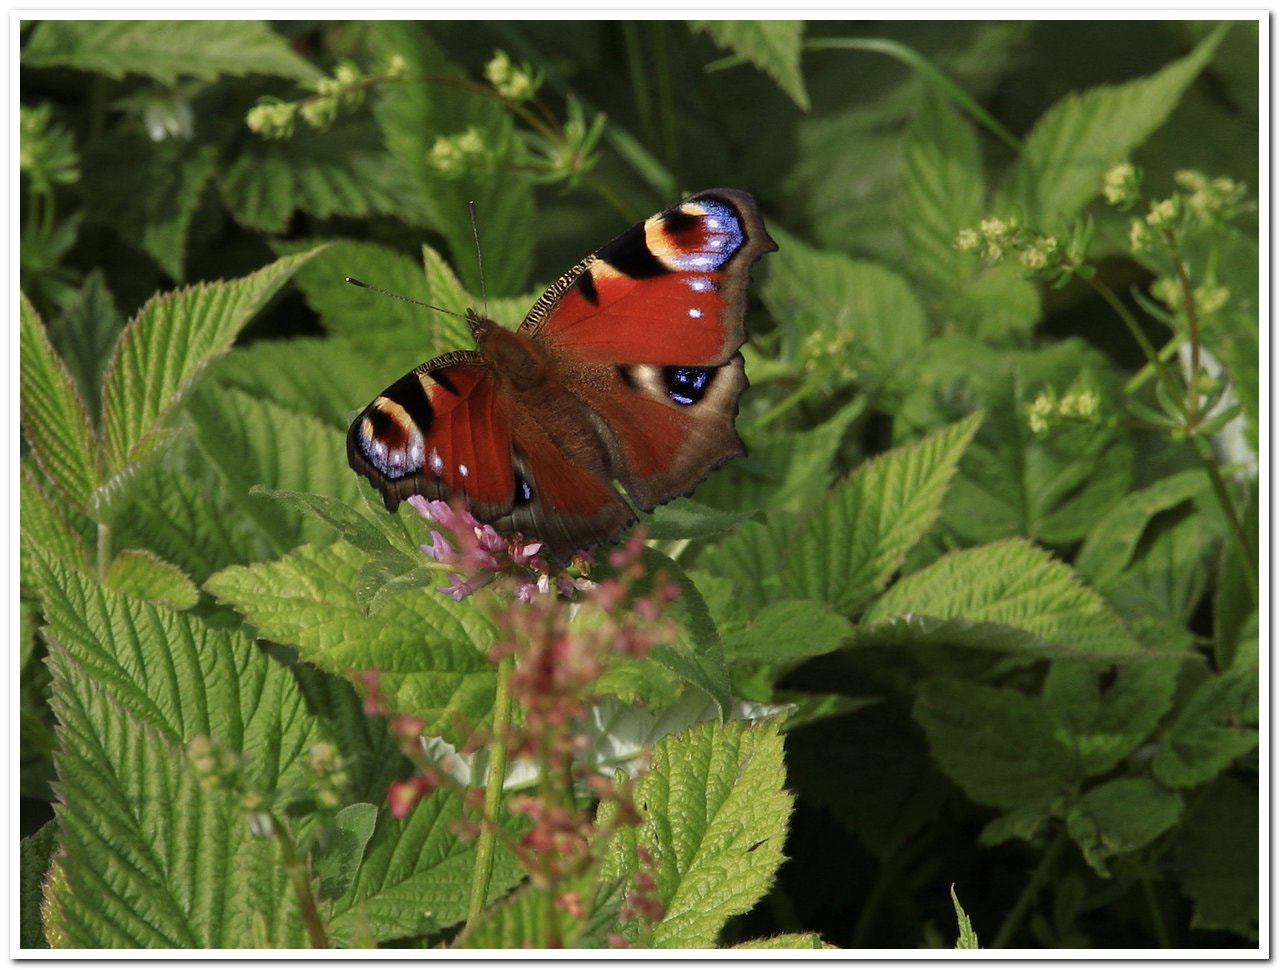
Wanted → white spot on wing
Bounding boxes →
[458,463,470,478]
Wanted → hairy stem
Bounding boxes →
[273,816,329,948]
[466,652,514,928]
[1194,439,1258,602]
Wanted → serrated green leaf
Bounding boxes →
[642,549,731,716]
[1168,776,1258,940]
[900,95,985,290]
[733,932,832,949]
[721,599,854,664]
[920,339,1132,546]
[952,885,979,949]
[111,467,274,582]
[761,229,926,389]
[862,538,1147,660]
[1153,667,1258,788]
[186,384,363,550]
[31,547,322,947]
[82,136,218,280]
[367,23,535,297]
[254,487,411,561]
[103,548,199,609]
[276,237,474,379]
[702,396,865,519]
[784,413,981,615]
[1075,469,1210,590]
[20,468,91,580]
[691,20,809,110]
[20,293,100,507]
[220,118,429,233]
[614,718,792,947]
[642,499,753,542]
[997,26,1227,227]
[328,789,525,943]
[913,678,1075,810]
[100,248,321,472]
[20,822,58,949]
[1065,778,1183,877]
[207,540,497,738]
[1042,658,1182,777]
[22,20,320,84]
[696,517,793,606]
[49,269,124,425]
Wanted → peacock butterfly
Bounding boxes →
[347,188,776,560]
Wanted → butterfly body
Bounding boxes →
[348,189,776,559]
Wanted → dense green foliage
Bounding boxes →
[20,20,1258,949]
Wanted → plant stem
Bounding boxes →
[1194,440,1258,602]
[804,37,1023,153]
[273,816,329,948]
[466,652,515,928]
[96,521,110,581]
[1086,275,1185,411]
[1166,243,1203,426]
[991,827,1068,948]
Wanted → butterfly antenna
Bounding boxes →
[344,277,467,320]
[468,200,489,318]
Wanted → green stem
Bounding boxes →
[1141,877,1173,948]
[466,652,514,928]
[1166,241,1203,426]
[1194,440,1258,603]
[1086,275,1185,411]
[991,827,1068,948]
[272,815,329,948]
[804,37,1023,153]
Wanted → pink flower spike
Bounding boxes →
[406,495,452,523]
[421,530,455,562]
[437,572,475,601]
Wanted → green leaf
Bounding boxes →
[861,538,1148,660]
[111,468,274,583]
[49,269,124,425]
[252,487,413,561]
[22,20,320,84]
[103,548,199,609]
[314,803,379,903]
[1153,667,1258,788]
[642,499,753,543]
[913,678,1075,810]
[997,26,1227,228]
[783,413,981,615]
[1168,776,1258,940]
[914,338,1133,546]
[899,94,985,290]
[761,229,927,389]
[185,384,363,550]
[100,249,321,472]
[20,822,58,949]
[1042,658,1182,777]
[600,717,791,947]
[642,549,731,716]
[83,136,219,280]
[1075,469,1210,590]
[220,118,430,233]
[733,932,831,949]
[277,237,474,376]
[1064,778,1183,878]
[328,789,525,942]
[720,599,854,664]
[31,548,322,947]
[20,293,100,508]
[206,540,498,738]
[691,20,809,110]
[702,396,865,518]
[951,885,980,949]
